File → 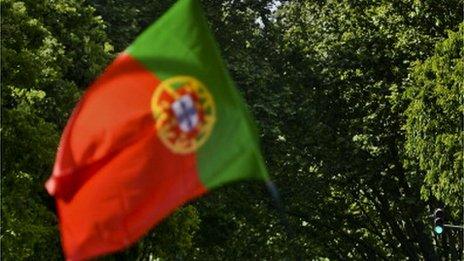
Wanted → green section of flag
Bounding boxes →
[126,0,268,189]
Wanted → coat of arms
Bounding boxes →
[151,76,216,154]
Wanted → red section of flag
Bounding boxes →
[46,54,207,260]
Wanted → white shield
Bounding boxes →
[171,94,199,132]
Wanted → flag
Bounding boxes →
[45,0,269,259]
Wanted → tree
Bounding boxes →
[404,23,464,219]
[1,0,111,259]
[259,0,463,259]
[3,0,463,259]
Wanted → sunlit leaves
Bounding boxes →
[404,23,464,217]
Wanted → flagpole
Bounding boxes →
[265,180,300,260]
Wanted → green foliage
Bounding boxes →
[103,205,201,260]
[1,0,111,259]
[233,0,462,259]
[87,0,175,52]
[2,106,61,260]
[142,205,201,259]
[404,23,464,217]
[2,0,463,259]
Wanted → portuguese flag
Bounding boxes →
[45,0,269,260]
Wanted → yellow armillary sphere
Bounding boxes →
[151,76,216,154]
